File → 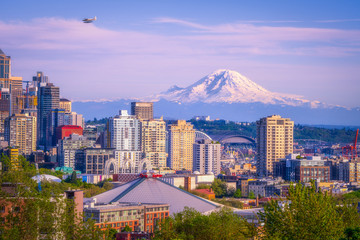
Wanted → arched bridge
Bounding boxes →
[211,134,256,144]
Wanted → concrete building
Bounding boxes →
[57,134,94,169]
[140,118,167,168]
[59,98,71,113]
[276,154,330,182]
[193,139,221,175]
[168,120,195,171]
[77,148,115,174]
[4,113,37,155]
[131,102,153,120]
[256,115,294,177]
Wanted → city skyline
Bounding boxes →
[0,1,359,107]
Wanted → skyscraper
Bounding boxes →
[37,82,60,148]
[131,102,153,120]
[107,110,142,172]
[141,118,167,168]
[193,139,221,175]
[256,115,294,177]
[0,49,11,79]
[168,120,195,171]
[4,113,37,155]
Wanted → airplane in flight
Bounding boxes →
[83,16,97,23]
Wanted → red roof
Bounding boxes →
[193,189,215,195]
[58,125,83,129]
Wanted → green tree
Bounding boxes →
[153,207,255,240]
[341,227,360,240]
[233,189,242,198]
[248,191,255,199]
[70,171,77,184]
[211,179,228,197]
[258,182,360,240]
[122,225,132,232]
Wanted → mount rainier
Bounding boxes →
[73,70,360,125]
[149,69,325,108]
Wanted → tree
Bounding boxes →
[258,182,360,240]
[233,189,242,198]
[248,191,255,199]
[341,227,360,240]
[70,171,77,184]
[122,225,132,232]
[153,207,255,240]
[211,179,228,197]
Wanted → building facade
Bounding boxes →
[256,115,294,177]
[37,82,60,148]
[57,134,94,169]
[59,98,71,113]
[168,120,195,171]
[193,139,221,175]
[4,113,37,155]
[131,102,153,120]
[141,118,167,168]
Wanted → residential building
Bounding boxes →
[248,180,267,198]
[168,120,195,171]
[256,115,294,177]
[107,110,141,151]
[193,139,221,175]
[140,118,167,168]
[57,134,94,169]
[131,102,153,120]
[46,108,65,147]
[4,113,37,155]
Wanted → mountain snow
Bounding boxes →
[149,69,324,107]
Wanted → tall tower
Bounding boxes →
[256,115,294,177]
[141,118,167,168]
[131,102,153,120]
[37,82,60,148]
[168,120,195,171]
[4,113,37,155]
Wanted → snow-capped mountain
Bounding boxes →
[150,69,324,108]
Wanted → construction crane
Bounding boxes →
[342,129,359,159]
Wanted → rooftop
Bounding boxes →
[90,177,219,215]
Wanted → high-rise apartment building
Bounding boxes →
[108,110,141,151]
[141,118,167,168]
[64,112,84,128]
[59,98,72,113]
[37,82,59,148]
[193,139,221,175]
[131,102,153,120]
[168,120,195,171]
[4,113,37,155]
[256,115,294,177]
[108,110,142,172]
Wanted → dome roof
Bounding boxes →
[31,174,62,183]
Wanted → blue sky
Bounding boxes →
[1,0,360,107]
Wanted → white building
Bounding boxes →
[193,139,221,175]
[108,110,141,151]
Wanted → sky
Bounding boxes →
[1,0,359,107]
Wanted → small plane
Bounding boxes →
[83,16,97,23]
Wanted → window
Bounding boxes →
[0,206,5,213]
